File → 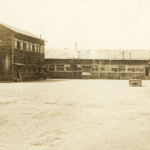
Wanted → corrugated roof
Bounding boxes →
[0,23,43,40]
[45,49,150,60]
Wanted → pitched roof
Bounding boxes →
[0,23,43,40]
[45,49,150,60]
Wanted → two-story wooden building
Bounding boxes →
[0,23,46,81]
[45,49,150,79]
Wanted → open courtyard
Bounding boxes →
[0,79,150,150]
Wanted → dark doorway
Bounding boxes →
[145,67,149,76]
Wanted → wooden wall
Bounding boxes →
[0,25,12,81]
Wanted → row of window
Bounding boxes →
[92,67,144,72]
[49,65,82,71]
[18,66,45,73]
[48,65,145,72]
[14,40,44,53]
[111,67,144,72]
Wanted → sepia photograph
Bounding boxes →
[0,0,150,149]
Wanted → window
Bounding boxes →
[128,68,144,72]
[49,65,55,71]
[100,67,109,71]
[14,41,17,49]
[37,45,40,53]
[82,66,91,72]
[119,67,126,72]
[136,68,144,72]
[92,66,98,71]
[17,41,21,49]
[92,65,98,71]
[30,44,32,51]
[73,67,81,71]
[40,46,42,53]
[128,68,135,72]
[40,45,44,53]
[57,65,64,71]
[111,68,118,72]
[92,68,98,71]
[32,45,35,52]
[23,43,26,50]
[35,45,37,52]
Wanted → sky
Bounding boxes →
[1,0,150,50]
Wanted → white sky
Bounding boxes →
[1,0,150,50]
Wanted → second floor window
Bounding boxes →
[37,46,40,53]
[23,43,26,50]
[17,41,20,49]
[35,45,37,52]
[119,67,126,72]
[30,44,32,51]
[40,45,44,53]
[32,45,35,52]
[128,68,135,72]
[14,41,17,49]
[136,68,144,72]
[111,68,118,72]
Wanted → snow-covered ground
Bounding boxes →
[0,79,150,150]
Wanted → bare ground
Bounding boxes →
[0,79,150,150]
